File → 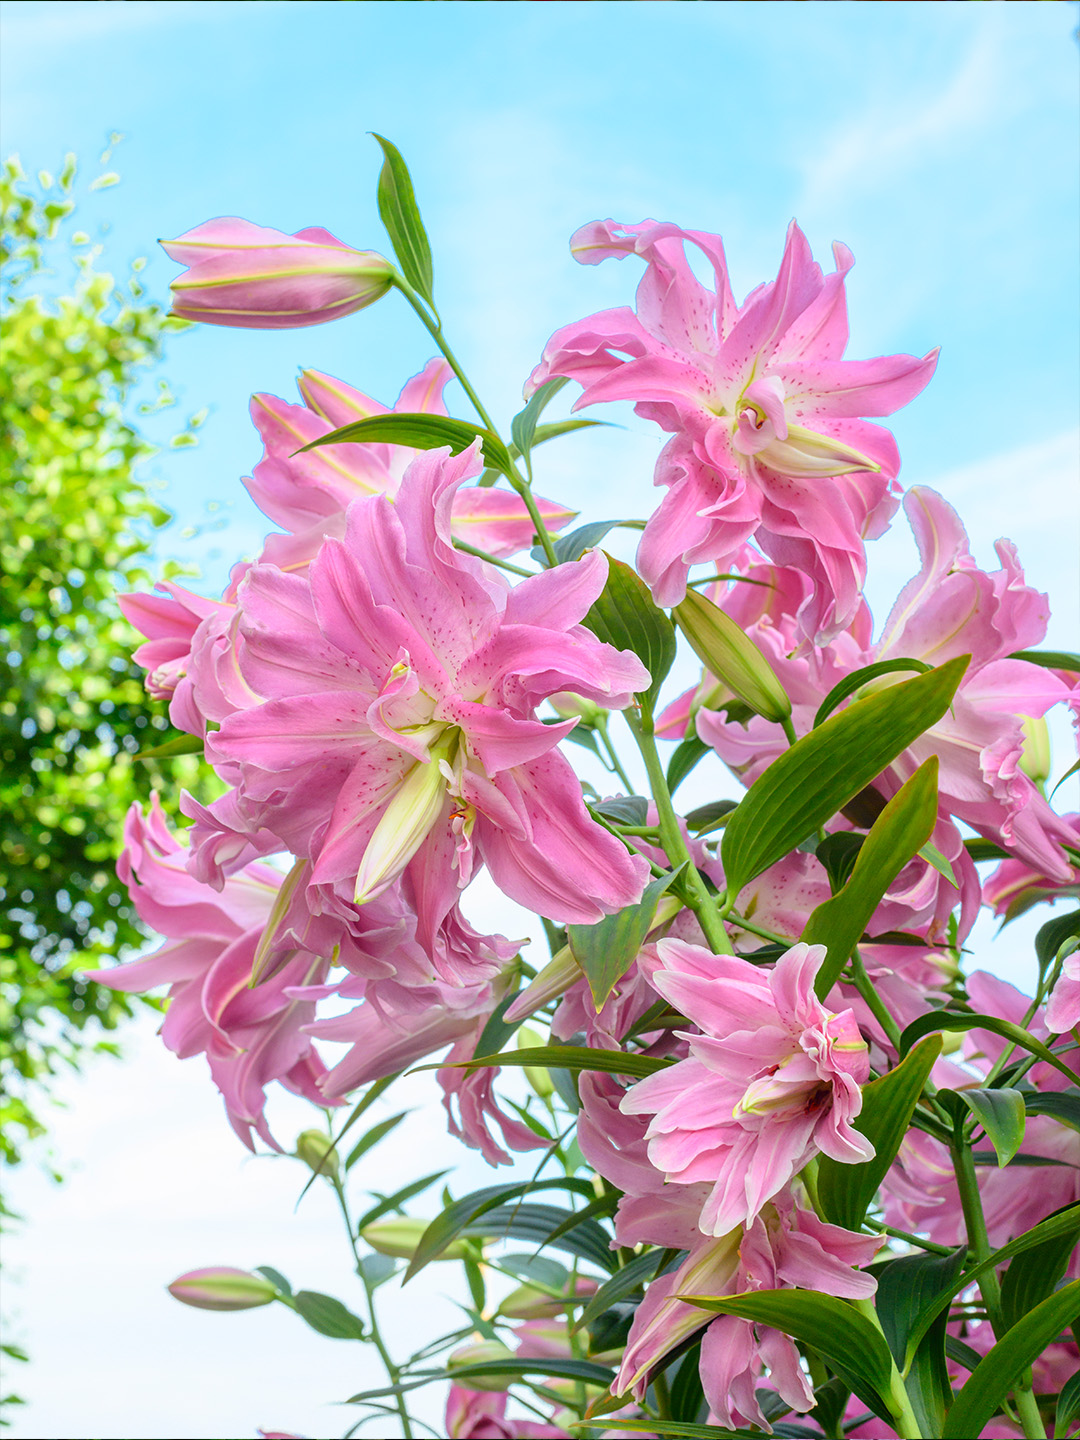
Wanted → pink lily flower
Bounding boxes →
[162,217,393,329]
[83,798,338,1149]
[445,1386,569,1439]
[620,940,873,1235]
[982,815,1080,920]
[210,441,650,951]
[529,218,937,641]
[1047,952,1080,1035]
[688,487,1075,885]
[247,361,575,563]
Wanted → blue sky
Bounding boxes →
[2,4,1078,1438]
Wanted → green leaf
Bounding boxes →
[565,1422,767,1439]
[371,133,434,303]
[591,795,649,826]
[1036,908,1080,972]
[344,1112,407,1172]
[297,410,515,479]
[435,1044,672,1081]
[293,1070,402,1207]
[802,758,941,996]
[404,1176,593,1279]
[349,1356,615,1405]
[460,1201,618,1273]
[510,377,567,460]
[531,417,611,447]
[944,1086,1025,1167]
[353,1169,450,1233]
[903,1204,1080,1363]
[964,838,1010,863]
[918,840,959,888]
[1056,1366,1080,1439]
[583,556,677,722]
[900,1011,1080,1087]
[668,1337,707,1426]
[549,518,633,565]
[817,1035,943,1231]
[942,1282,1080,1438]
[292,1289,366,1341]
[572,1249,666,1335]
[814,832,866,894]
[813,658,932,728]
[678,1289,895,1422]
[1000,1202,1080,1330]
[472,983,528,1062]
[253,1264,293,1298]
[721,657,968,900]
[1051,755,1080,802]
[667,735,711,795]
[875,1246,966,1436]
[1008,649,1080,673]
[683,799,738,834]
[568,869,684,1010]
[134,733,203,761]
[1024,1089,1080,1132]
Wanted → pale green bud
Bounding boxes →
[167,1267,278,1312]
[517,1025,554,1098]
[294,1128,340,1181]
[360,1217,471,1260]
[674,588,791,724]
[548,691,604,726]
[1019,714,1051,789]
[448,1340,516,1389]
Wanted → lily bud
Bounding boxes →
[504,946,582,1024]
[517,1025,554,1099]
[360,1217,471,1260]
[448,1340,517,1390]
[1019,714,1051,790]
[162,218,394,330]
[167,1266,278,1312]
[674,588,791,724]
[548,691,604,726]
[294,1128,340,1181]
[498,1276,597,1319]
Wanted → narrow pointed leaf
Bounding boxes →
[372,133,434,302]
[348,1355,614,1404]
[1000,1202,1080,1330]
[874,1247,966,1434]
[583,555,677,721]
[677,1289,895,1422]
[572,1248,666,1335]
[548,518,633,565]
[918,840,959,888]
[1008,649,1080,673]
[667,735,711,795]
[511,377,567,459]
[135,733,204,761]
[721,657,968,899]
[460,1201,618,1272]
[433,1044,672,1080]
[404,1176,593,1279]
[568,869,684,1010]
[297,410,514,478]
[900,1011,1080,1086]
[353,1169,450,1233]
[1036,908,1080,971]
[813,658,932,728]
[1056,1368,1080,1438]
[1024,1089,1080,1131]
[941,1282,1080,1438]
[344,1112,407,1173]
[802,758,940,996]
[816,1035,943,1230]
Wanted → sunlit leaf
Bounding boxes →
[372,133,434,303]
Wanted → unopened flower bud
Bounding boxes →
[361,1217,471,1261]
[674,588,791,724]
[448,1340,516,1390]
[1019,714,1051,789]
[517,1025,554,1098]
[294,1128,340,1181]
[504,947,582,1024]
[548,692,604,726]
[167,1266,278,1312]
[162,218,394,330]
[498,1276,597,1319]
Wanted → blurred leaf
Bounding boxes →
[353,1169,450,1233]
[349,1356,614,1404]
[134,733,203,761]
[721,658,968,900]
[372,133,433,303]
[254,1265,292,1297]
[344,1112,407,1172]
[459,1201,618,1273]
[817,1035,943,1230]
[802,759,941,996]
[292,1289,366,1341]
[298,411,514,479]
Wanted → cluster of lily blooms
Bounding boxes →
[92,209,1079,1438]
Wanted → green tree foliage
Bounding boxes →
[0,149,200,1169]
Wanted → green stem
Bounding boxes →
[393,275,561,568]
[1013,1381,1047,1440]
[624,710,733,955]
[452,537,534,577]
[847,948,903,1051]
[596,716,635,793]
[332,1179,414,1439]
[724,908,796,946]
[879,1225,957,1257]
[950,1131,1004,1336]
[853,1299,922,1440]
[780,714,799,747]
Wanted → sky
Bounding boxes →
[1,3,1078,1438]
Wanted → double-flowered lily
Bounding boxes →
[621,940,872,1235]
[529,218,937,641]
[210,441,650,956]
